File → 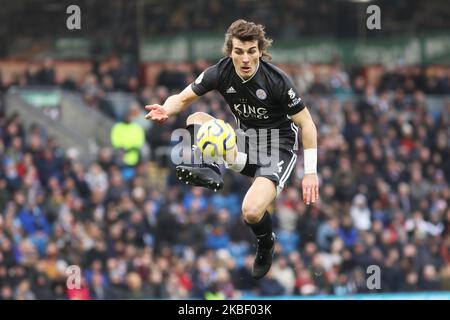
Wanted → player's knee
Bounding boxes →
[186,112,214,125]
[242,202,265,224]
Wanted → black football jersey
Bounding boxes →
[191,57,304,151]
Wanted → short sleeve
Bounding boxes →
[190,64,219,96]
[278,73,305,116]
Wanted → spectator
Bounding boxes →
[110,110,145,167]
[271,256,296,295]
[350,194,372,231]
[316,217,339,252]
[258,269,285,296]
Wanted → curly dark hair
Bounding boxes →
[223,19,273,60]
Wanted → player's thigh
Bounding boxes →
[186,112,216,125]
[256,148,297,197]
[241,176,277,223]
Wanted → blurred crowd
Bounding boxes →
[141,0,449,38]
[1,56,450,300]
[1,56,450,123]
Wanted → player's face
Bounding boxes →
[230,38,262,79]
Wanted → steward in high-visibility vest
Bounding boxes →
[111,115,145,166]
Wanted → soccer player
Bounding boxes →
[145,19,319,279]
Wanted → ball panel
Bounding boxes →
[195,119,236,159]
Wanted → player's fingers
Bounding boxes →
[144,105,160,111]
[152,115,167,123]
[146,110,166,121]
[145,112,156,120]
[304,186,311,204]
[315,185,319,201]
[308,187,313,204]
[311,186,317,203]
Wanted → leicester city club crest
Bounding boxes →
[256,89,267,100]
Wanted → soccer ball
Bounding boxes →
[196,119,236,159]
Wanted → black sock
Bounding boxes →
[246,211,274,248]
[186,124,202,165]
[185,124,220,172]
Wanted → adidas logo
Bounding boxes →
[226,86,236,94]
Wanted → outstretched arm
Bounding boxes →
[291,107,319,205]
[145,85,200,123]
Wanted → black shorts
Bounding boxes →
[231,130,298,195]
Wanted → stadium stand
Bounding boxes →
[0,0,449,300]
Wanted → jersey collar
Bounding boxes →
[236,60,260,84]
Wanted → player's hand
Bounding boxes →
[302,173,319,205]
[144,104,169,123]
